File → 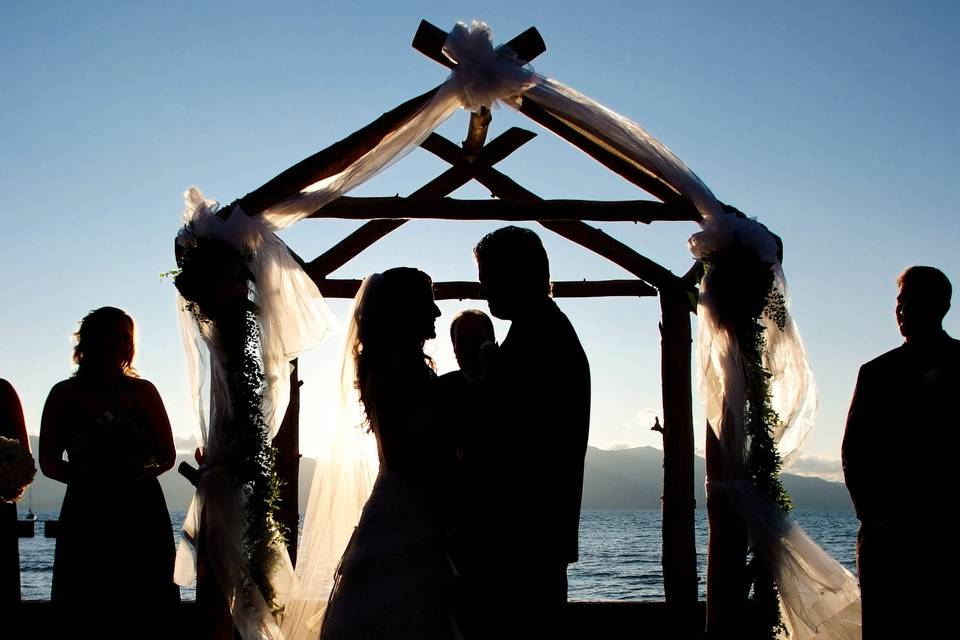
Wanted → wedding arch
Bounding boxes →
[172,20,859,640]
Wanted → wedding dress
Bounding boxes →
[319,467,457,640]
[319,335,459,640]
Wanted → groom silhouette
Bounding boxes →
[457,226,590,639]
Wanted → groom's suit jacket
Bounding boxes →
[842,331,958,636]
[842,331,959,526]
[471,297,590,566]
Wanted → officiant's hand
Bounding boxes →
[479,340,499,371]
[194,446,213,477]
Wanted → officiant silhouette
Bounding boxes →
[457,226,590,639]
[842,265,959,638]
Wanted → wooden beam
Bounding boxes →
[420,127,536,169]
[541,220,687,293]
[306,220,405,281]
[315,278,657,299]
[517,99,700,217]
[230,86,440,216]
[310,195,697,223]
[412,20,546,69]
[416,130,692,292]
[305,129,536,278]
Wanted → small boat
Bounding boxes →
[24,487,37,521]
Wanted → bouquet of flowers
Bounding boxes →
[0,436,36,503]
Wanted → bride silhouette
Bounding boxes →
[319,267,460,640]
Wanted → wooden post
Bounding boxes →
[659,289,699,634]
[196,505,236,640]
[462,107,492,160]
[704,424,748,638]
[272,358,302,566]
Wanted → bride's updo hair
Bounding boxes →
[352,267,436,432]
[73,306,138,377]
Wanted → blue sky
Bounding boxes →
[2,1,957,479]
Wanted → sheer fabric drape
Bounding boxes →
[175,20,858,639]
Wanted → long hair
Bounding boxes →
[350,268,435,432]
[73,306,138,377]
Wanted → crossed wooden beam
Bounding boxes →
[231,19,700,301]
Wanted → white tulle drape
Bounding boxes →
[690,209,861,639]
[174,189,336,639]
[175,19,858,639]
[277,278,379,640]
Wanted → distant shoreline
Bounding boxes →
[20,438,854,513]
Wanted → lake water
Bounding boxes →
[17,509,858,601]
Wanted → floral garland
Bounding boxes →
[701,225,792,640]
[174,228,287,613]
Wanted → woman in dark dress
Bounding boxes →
[0,377,30,605]
[39,307,179,630]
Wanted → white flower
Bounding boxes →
[0,436,36,503]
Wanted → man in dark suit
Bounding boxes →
[842,265,958,638]
[457,226,590,639]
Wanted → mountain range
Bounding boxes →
[20,437,852,513]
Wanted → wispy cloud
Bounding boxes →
[175,435,198,454]
[783,455,844,483]
[593,406,664,451]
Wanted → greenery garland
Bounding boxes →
[701,222,792,640]
[740,289,791,640]
[219,306,288,613]
[174,231,287,613]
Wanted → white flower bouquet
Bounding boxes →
[0,436,36,503]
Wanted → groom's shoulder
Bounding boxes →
[860,344,905,375]
[544,300,589,364]
[550,299,584,337]
[543,297,574,326]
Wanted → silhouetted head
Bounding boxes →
[73,307,137,377]
[896,266,951,340]
[450,309,495,375]
[474,226,550,320]
[355,267,440,354]
[353,267,440,431]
